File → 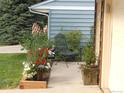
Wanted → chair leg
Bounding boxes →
[63,56,69,68]
[55,61,57,65]
[66,62,69,68]
[77,62,79,65]
[74,56,79,65]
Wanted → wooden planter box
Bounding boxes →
[19,60,53,89]
[19,80,47,89]
[81,65,99,85]
[19,71,50,89]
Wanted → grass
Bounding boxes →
[0,53,26,89]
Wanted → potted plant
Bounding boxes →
[81,42,99,85]
[19,32,52,89]
[20,53,51,89]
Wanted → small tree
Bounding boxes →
[83,42,96,67]
[0,0,47,45]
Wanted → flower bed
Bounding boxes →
[19,48,52,89]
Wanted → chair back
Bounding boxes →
[54,33,68,53]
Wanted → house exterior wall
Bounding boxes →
[100,0,124,92]
[49,9,95,45]
[30,0,95,45]
[108,0,124,92]
[43,0,95,7]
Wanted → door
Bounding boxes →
[108,0,124,92]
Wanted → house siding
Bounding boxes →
[43,1,95,7]
[49,9,95,45]
[56,0,94,1]
[30,0,95,45]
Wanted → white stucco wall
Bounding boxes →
[109,0,124,92]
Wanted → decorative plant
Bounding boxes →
[22,61,37,80]
[20,32,48,50]
[22,50,51,80]
[82,41,98,85]
[34,48,51,72]
[22,58,51,80]
[20,32,51,80]
[64,30,81,51]
[63,30,82,61]
[83,41,96,67]
[82,26,96,67]
[20,32,49,62]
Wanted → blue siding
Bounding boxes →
[51,14,94,18]
[30,0,95,45]
[43,0,95,7]
[51,10,95,15]
[49,9,95,45]
[56,0,94,1]
[51,27,92,31]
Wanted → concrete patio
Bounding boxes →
[0,62,102,93]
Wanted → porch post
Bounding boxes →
[99,0,112,90]
[95,0,112,91]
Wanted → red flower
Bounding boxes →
[34,60,39,64]
[41,57,46,65]
[39,48,45,56]
[34,48,48,65]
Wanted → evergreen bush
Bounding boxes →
[0,0,47,45]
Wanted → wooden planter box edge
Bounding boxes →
[19,79,47,89]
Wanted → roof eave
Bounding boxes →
[29,0,55,9]
[29,8,48,16]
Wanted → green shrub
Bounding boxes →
[83,42,96,66]
[0,0,47,45]
[20,32,48,50]
[64,30,81,51]
[20,32,49,62]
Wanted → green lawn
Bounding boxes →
[0,53,26,89]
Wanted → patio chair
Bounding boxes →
[54,33,78,67]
